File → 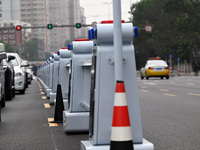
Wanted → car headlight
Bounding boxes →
[15,72,22,77]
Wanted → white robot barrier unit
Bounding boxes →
[49,53,60,104]
[56,48,71,110]
[63,39,93,132]
[81,21,154,150]
[46,57,54,98]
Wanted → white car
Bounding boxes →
[7,53,28,94]
[140,59,169,80]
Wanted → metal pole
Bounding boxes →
[178,59,179,69]
[113,0,123,81]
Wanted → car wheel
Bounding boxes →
[1,94,5,107]
[19,88,25,94]
[5,87,12,100]
[5,81,13,101]
[145,73,149,80]
[161,77,163,79]
[140,73,144,80]
[12,88,15,98]
[0,102,1,121]
[166,76,169,79]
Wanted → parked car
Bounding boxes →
[3,54,15,100]
[21,60,31,88]
[26,66,33,84]
[140,58,169,80]
[7,53,28,94]
[0,43,7,121]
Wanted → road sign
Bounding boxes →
[177,58,180,61]
[169,54,173,58]
[145,25,152,32]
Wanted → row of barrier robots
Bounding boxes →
[37,20,154,150]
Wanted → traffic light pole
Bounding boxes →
[0,24,91,31]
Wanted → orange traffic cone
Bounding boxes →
[110,80,134,150]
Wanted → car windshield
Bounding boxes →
[149,61,167,66]
[10,58,19,66]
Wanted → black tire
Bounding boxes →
[145,73,149,80]
[161,77,163,79]
[1,94,5,107]
[140,73,144,80]
[166,76,169,79]
[5,84,13,100]
[0,102,1,122]
[12,88,15,98]
[19,88,25,94]
[5,70,13,100]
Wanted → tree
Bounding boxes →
[23,38,38,61]
[0,40,14,52]
[131,0,200,68]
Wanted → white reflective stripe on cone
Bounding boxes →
[114,93,127,106]
[111,126,133,141]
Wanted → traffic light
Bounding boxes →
[76,23,81,28]
[47,24,53,29]
[16,25,22,31]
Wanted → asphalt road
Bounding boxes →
[1,76,200,150]
[0,79,88,150]
[138,76,200,150]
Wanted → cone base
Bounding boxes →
[110,140,133,150]
[81,139,154,150]
[50,121,63,123]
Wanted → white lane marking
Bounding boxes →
[186,83,194,85]
[160,89,169,92]
[140,86,147,89]
[164,93,176,97]
[140,89,149,92]
[187,93,200,96]
[143,82,157,85]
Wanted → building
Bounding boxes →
[0,20,32,54]
[20,0,47,59]
[0,0,87,55]
[0,0,21,20]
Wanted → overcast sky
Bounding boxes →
[80,0,140,24]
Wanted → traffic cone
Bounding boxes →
[110,80,134,150]
[50,84,64,123]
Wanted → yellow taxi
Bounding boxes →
[140,58,169,80]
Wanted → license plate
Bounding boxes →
[156,68,162,70]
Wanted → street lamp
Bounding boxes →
[91,15,99,21]
[103,2,112,20]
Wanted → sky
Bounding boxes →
[80,0,140,25]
